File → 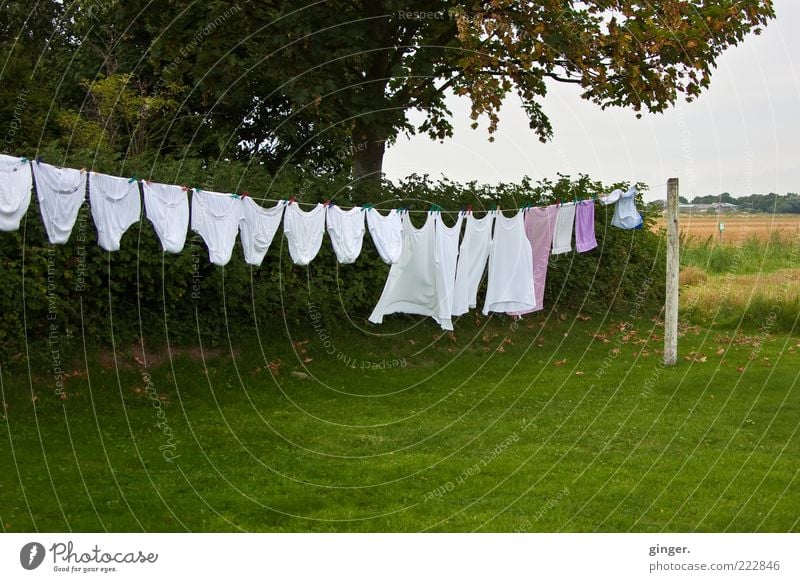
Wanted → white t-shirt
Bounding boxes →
[326,205,365,264]
[143,181,190,254]
[483,210,536,314]
[239,197,284,266]
[33,162,88,244]
[283,202,326,266]
[366,208,403,264]
[190,189,243,266]
[0,156,32,232]
[452,211,494,316]
[89,172,141,251]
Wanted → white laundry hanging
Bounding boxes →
[369,212,437,327]
[326,204,365,264]
[483,210,536,315]
[433,212,464,327]
[239,197,284,266]
[283,202,326,266]
[551,201,577,255]
[143,181,190,254]
[366,207,403,264]
[601,186,642,229]
[33,162,88,244]
[89,172,141,251]
[190,189,243,266]
[452,210,494,316]
[0,155,32,232]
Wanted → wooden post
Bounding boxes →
[664,178,679,366]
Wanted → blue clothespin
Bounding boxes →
[128,176,137,184]
[20,157,28,164]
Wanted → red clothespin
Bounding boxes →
[288,196,297,205]
[323,199,331,207]
[240,191,249,198]
[180,185,189,192]
[467,204,473,213]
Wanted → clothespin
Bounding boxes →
[230,192,241,199]
[180,185,189,192]
[240,191,249,198]
[35,156,43,164]
[467,204,473,213]
[128,176,137,184]
[20,157,28,164]
[79,167,87,174]
[360,203,373,212]
[489,203,497,212]
[288,196,297,205]
[323,199,331,207]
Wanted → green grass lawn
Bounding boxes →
[1,311,798,532]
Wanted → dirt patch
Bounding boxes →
[96,342,238,370]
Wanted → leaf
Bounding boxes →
[554,359,566,367]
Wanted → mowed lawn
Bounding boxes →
[1,312,798,532]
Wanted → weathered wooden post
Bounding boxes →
[664,178,679,366]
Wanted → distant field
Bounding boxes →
[654,213,800,244]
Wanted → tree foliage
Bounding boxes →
[0,1,775,184]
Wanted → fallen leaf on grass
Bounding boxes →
[291,371,309,380]
[736,366,746,373]
[575,371,585,376]
[716,348,725,356]
[554,359,566,367]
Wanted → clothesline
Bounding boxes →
[1,153,645,330]
[11,154,640,216]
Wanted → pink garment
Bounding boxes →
[575,199,598,253]
[511,206,557,315]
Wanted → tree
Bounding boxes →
[226,0,774,186]
[13,1,775,189]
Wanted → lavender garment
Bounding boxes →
[510,205,558,315]
[575,199,598,253]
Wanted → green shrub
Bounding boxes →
[0,153,666,356]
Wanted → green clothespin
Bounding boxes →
[128,176,137,184]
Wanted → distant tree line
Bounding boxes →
[686,192,800,213]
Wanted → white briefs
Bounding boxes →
[89,172,141,251]
[283,202,326,266]
[33,162,88,245]
[239,197,284,266]
[143,181,189,254]
[366,208,403,264]
[326,205,365,264]
[190,189,243,266]
[551,201,576,255]
[452,211,494,316]
[0,155,32,232]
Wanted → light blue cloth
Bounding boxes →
[601,186,643,230]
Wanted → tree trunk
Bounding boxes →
[351,121,386,186]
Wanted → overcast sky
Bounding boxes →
[383,0,800,202]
